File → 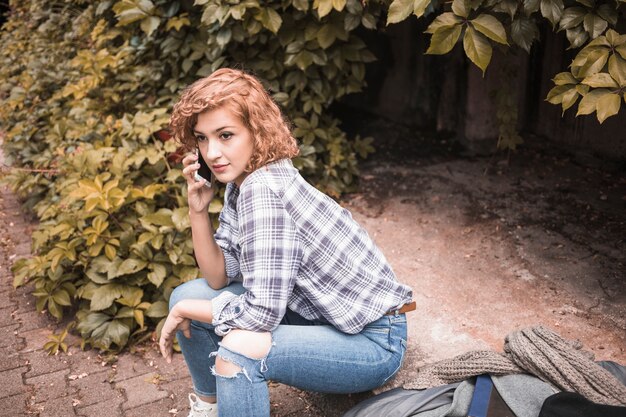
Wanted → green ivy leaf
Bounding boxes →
[293,0,309,11]
[166,15,190,32]
[140,16,160,36]
[332,0,347,12]
[605,30,626,47]
[387,0,416,24]
[540,0,564,28]
[572,48,610,78]
[470,14,508,45]
[511,18,539,53]
[147,263,167,287]
[113,0,154,26]
[145,300,169,318]
[104,320,131,347]
[581,73,619,88]
[91,284,124,311]
[576,88,610,115]
[493,0,517,19]
[425,13,463,34]
[595,92,621,123]
[318,24,336,49]
[259,8,282,34]
[141,209,174,227]
[171,207,191,231]
[361,13,377,29]
[576,84,590,95]
[116,258,148,276]
[566,26,589,49]
[344,14,361,31]
[452,0,470,18]
[314,0,334,18]
[596,4,617,26]
[295,50,314,70]
[552,72,578,85]
[523,0,540,16]
[583,14,607,40]
[463,26,492,75]
[608,55,626,87]
[426,24,463,55]
[175,266,200,282]
[77,312,109,334]
[560,88,580,112]
[413,0,432,18]
[52,290,72,306]
[546,84,572,103]
[559,7,585,31]
[546,83,580,113]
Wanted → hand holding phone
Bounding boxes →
[194,148,213,188]
[183,150,215,214]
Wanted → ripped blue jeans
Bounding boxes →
[169,279,408,417]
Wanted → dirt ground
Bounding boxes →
[268,119,625,416]
[344,121,626,380]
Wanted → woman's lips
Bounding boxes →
[211,164,228,174]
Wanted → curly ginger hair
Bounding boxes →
[169,68,299,173]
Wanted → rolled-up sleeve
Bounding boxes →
[212,182,302,336]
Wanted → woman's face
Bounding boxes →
[193,106,254,187]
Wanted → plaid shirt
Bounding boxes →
[211,159,412,336]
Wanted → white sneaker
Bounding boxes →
[188,393,218,417]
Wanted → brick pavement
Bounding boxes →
[0,185,219,416]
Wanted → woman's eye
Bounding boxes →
[220,132,233,140]
[195,135,207,142]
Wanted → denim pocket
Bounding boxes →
[381,337,407,385]
[361,316,393,350]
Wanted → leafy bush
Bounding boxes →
[387,0,625,149]
[3,0,622,351]
[0,0,377,351]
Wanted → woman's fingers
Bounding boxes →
[159,311,193,364]
[181,153,201,184]
[159,332,173,363]
[181,152,198,167]
[180,319,192,339]
[182,162,201,181]
[159,320,178,363]
[188,177,207,192]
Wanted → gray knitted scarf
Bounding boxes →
[404,326,626,406]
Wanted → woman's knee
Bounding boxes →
[215,330,272,377]
[168,278,213,309]
[169,279,246,310]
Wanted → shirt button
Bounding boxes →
[234,307,241,313]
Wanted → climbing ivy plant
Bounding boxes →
[2,0,623,351]
[387,0,625,149]
[0,0,378,351]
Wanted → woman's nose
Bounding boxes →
[205,139,222,160]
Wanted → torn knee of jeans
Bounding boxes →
[211,355,251,382]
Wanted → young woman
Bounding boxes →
[160,68,414,417]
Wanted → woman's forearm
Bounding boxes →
[189,210,228,289]
[173,298,214,323]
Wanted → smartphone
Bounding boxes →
[194,148,213,188]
